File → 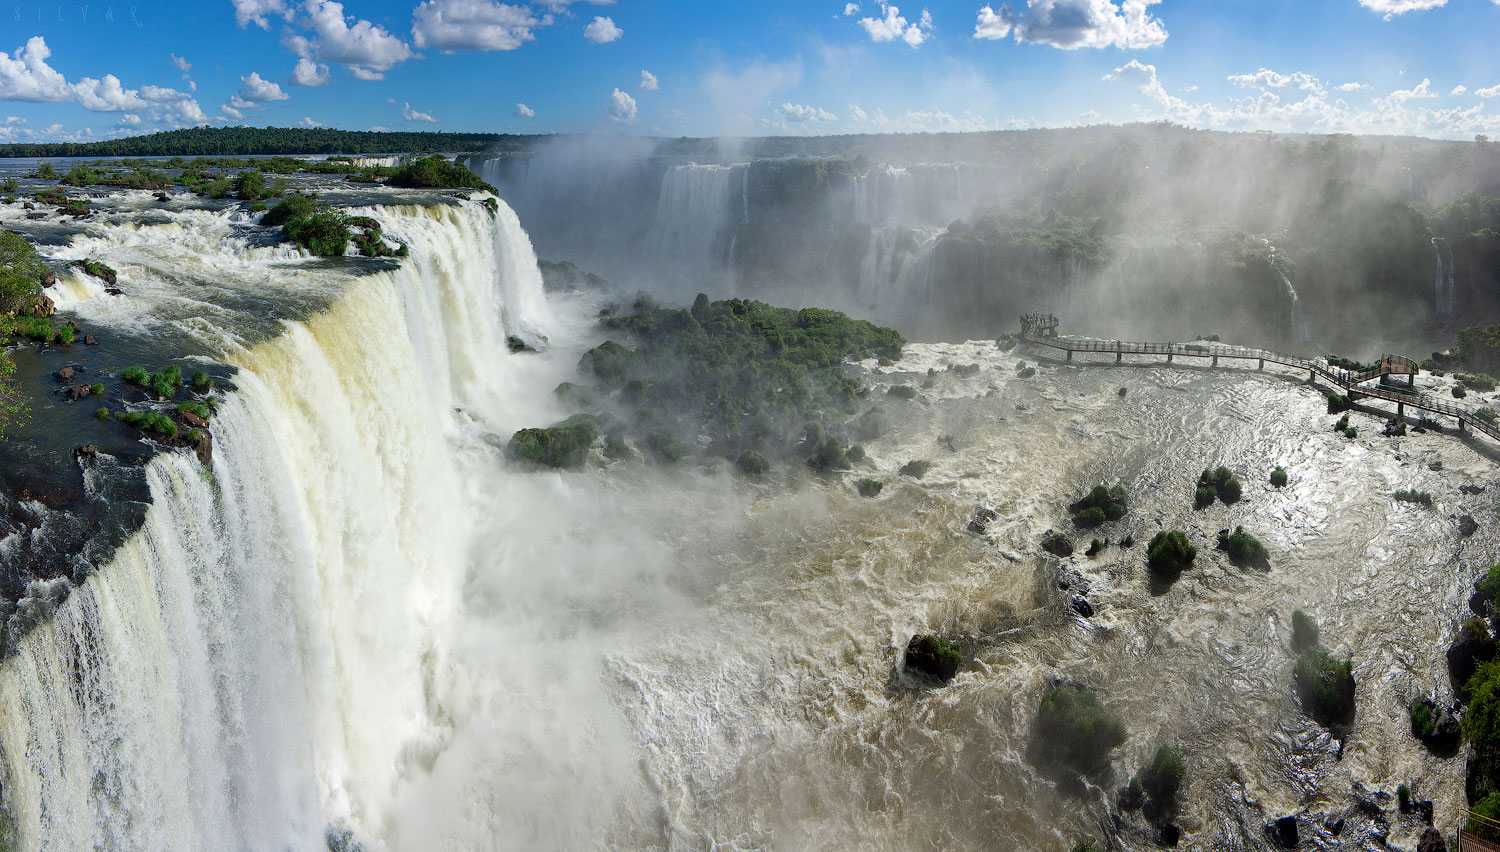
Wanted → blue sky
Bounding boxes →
[1,0,1499,142]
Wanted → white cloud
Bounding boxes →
[1357,0,1446,19]
[0,37,74,102]
[640,69,658,90]
[1452,84,1469,96]
[220,103,245,120]
[170,53,191,74]
[1336,82,1370,91]
[118,113,142,127]
[537,0,614,8]
[858,2,933,46]
[238,71,290,101]
[298,115,324,126]
[848,103,869,120]
[583,16,623,43]
[779,102,837,122]
[290,57,331,86]
[368,124,390,131]
[293,0,413,80]
[1477,84,1500,99]
[514,102,534,117]
[1387,77,1438,102]
[1228,68,1325,94]
[844,2,860,13]
[403,101,439,122]
[233,0,293,28]
[607,87,636,122]
[973,0,1167,49]
[412,0,545,52]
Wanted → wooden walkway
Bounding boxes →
[1018,322,1500,445]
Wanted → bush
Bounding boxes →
[1217,526,1269,568]
[1195,466,1242,505]
[899,460,931,479]
[1397,783,1410,811]
[1327,393,1353,414]
[234,169,266,199]
[846,444,866,463]
[261,195,316,227]
[1085,538,1105,557]
[116,409,178,439]
[121,365,149,385]
[176,401,211,420]
[1291,609,1319,651]
[1035,684,1127,772]
[1479,407,1499,424]
[1018,366,1036,378]
[1463,373,1500,392]
[283,208,351,256]
[1456,384,1469,399]
[1294,648,1355,723]
[1468,792,1500,843]
[95,406,109,420]
[250,202,268,213]
[1334,414,1350,432]
[1070,484,1127,527]
[856,478,883,497]
[1270,466,1288,487]
[1464,662,1500,796]
[0,231,45,315]
[1344,426,1358,439]
[1143,744,1185,810]
[89,383,102,396]
[507,415,597,469]
[888,384,917,400]
[1393,489,1433,506]
[55,325,75,345]
[735,449,769,475]
[905,634,962,681]
[851,407,890,441]
[1410,700,1436,739]
[1194,486,1217,509]
[1147,530,1195,577]
[388,155,497,192]
[191,370,212,390]
[811,435,850,470]
[1479,563,1500,605]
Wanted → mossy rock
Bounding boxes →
[1294,647,1355,725]
[905,634,962,682]
[507,414,598,469]
[1035,684,1127,773]
[1147,530,1195,577]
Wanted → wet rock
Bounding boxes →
[1410,697,1462,751]
[29,291,54,317]
[1462,484,1487,495]
[83,334,98,345]
[179,411,208,429]
[192,431,212,467]
[904,635,962,682]
[73,444,96,460]
[1324,817,1344,836]
[65,385,90,401]
[1070,595,1094,618]
[1418,827,1447,852]
[1448,624,1497,691]
[1383,418,1407,437]
[1041,530,1074,558]
[54,366,74,381]
[1158,823,1180,847]
[1117,782,1144,811]
[507,335,538,354]
[105,287,123,296]
[25,211,47,220]
[967,506,998,535]
[1267,815,1299,848]
[39,269,54,288]
[22,202,34,210]
[1461,514,1479,537]
[347,215,380,230]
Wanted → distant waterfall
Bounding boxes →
[1432,238,1455,319]
[1263,240,1308,343]
[650,163,747,273]
[1448,247,1459,317]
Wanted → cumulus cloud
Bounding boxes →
[606,87,636,122]
[403,101,438,122]
[583,16,623,43]
[220,103,245,120]
[238,71,290,101]
[973,0,1167,49]
[1335,81,1370,91]
[290,57,332,86]
[233,0,293,28]
[1105,61,1499,139]
[701,57,802,135]
[287,0,413,80]
[514,102,534,117]
[779,102,837,122]
[412,0,544,51]
[858,2,933,46]
[299,115,324,126]
[844,2,860,13]
[844,103,1000,132]
[1357,0,1446,19]
[170,53,191,74]
[1477,84,1500,99]
[1452,84,1469,96]
[0,37,205,125]
[640,69,658,90]
[1228,68,1325,94]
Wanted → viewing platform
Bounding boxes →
[1018,315,1500,444]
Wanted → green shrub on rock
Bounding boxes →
[888,384,917,400]
[811,435,850,470]
[1463,662,1500,796]
[1270,466,1288,488]
[1291,610,1319,651]
[121,365,149,385]
[1147,531,1196,577]
[856,478,883,497]
[905,635,962,682]
[1143,744,1185,811]
[899,460,931,479]
[1294,647,1355,724]
[1467,792,1500,843]
[1196,467,1241,506]
[1035,684,1127,772]
[736,449,769,475]
[1327,393,1353,414]
[1070,484,1127,528]
[507,414,597,469]
[1217,526,1269,568]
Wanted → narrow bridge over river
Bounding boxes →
[1018,313,1500,444]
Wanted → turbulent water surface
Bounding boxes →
[0,183,1491,852]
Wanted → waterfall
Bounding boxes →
[1263,239,1308,343]
[0,198,634,851]
[650,164,745,269]
[1448,247,1459,318]
[1433,238,1447,318]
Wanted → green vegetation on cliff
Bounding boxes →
[1035,684,1127,773]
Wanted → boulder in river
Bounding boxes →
[1069,595,1094,617]
[1158,823,1181,847]
[39,269,55,288]
[1267,815,1298,848]
[65,385,90,401]
[904,634,962,682]
[1460,514,1479,537]
[1410,697,1462,751]
[54,366,74,381]
[1448,618,1497,692]
[83,334,98,345]
[967,506,998,535]
[29,291,54,317]
[1418,827,1447,852]
[1041,530,1074,558]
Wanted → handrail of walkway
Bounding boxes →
[1020,332,1500,443]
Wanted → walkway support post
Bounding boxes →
[1116,351,1122,363]
[1212,355,1219,367]
[1066,350,1072,362]
[1258,358,1264,370]
[1167,353,1173,364]
[1398,402,1405,417]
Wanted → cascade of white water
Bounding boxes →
[1262,239,1308,343]
[1448,247,1459,318]
[1433,238,1447,317]
[0,197,643,852]
[650,164,744,268]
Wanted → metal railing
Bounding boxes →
[1459,808,1500,851]
[1020,330,1500,443]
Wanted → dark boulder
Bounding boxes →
[507,335,538,354]
[1117,782,1144,811]
[1462,484,1487,495]
[347,216,380,231]
[29,291,54,317]
[1418,827,1447,852]
[54,366,74,381]
[1267,815,1299,848]
[1448,625,1497,691]
[904,634,962,682]
[1411,697,1462,751]
[1461,514,1479,537]
[1070,595,1094,618]
[73,444,96,460]
[65,385,90,401]
[1158,823,1180,847]
[1041,530,1074,558]
[191,431,212,467]
[1383,418,1407,437]
[967,506,998,535]
[39,269,54,288]
[1324,817,1344,836]
[22,202,34,210]
[83,334,98,345]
